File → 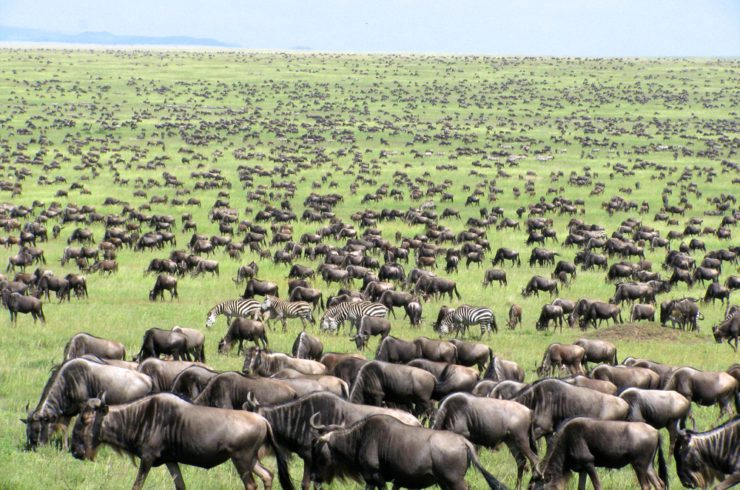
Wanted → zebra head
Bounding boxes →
[205,311,217,328]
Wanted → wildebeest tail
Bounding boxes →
[735,389,740,415]
[199,344,206,364]
[454,284,461,300]
[265,422,295,490]
[465,443,508,490]
[612,348,618,366]
[319,293,324,311]
[656,433,668,490]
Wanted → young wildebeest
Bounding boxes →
[136,328,189,361]
[507,304,523,329]
[352,316,391,350]
[433,393,539,489]
[291,331,323,360]
[2,290,44,324]
[243,392,419,490]
[63,332,125,361]
[310,415,506,490]
[71,394,295,490]
[171,326,206,363]
[22,357,152,450]
[528,418,668,490]
[148,274,178,301]
[482,268,507,287]
[536,343,586,377]
[619,387,691,453]
[218,318,268,354]
[713,315,740,352]
[674,417,740,490]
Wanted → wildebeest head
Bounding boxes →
[70,395,108,461]
[21,403,52,451]
[350,333,368,350]
[673,429,712,489]
[308,415,350,484]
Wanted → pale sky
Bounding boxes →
[1,0,738,56]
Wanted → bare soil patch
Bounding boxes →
[584,323,702,343]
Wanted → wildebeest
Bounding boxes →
[482,268,507,287]
[70,394,295,490]
[631,303,656,322]
[218,317,268,354]
[414,336,457,363]
[591,365,661,390]
[660,297,701,331]
[673,416,740,490]
[349,360,435,418]
[483,356,526,383]
[148,274,178,301]
[2,290,45,324]
[243,347,326,376]
[374,335,419,364]
[136,358,206,393]
[535,304,564,332]
[63,332,125,361]
[135,328,189,361]
[291,331,323,360]
[450,339,492,372]
[528,418,667,490]
[377,289,415,318]
[492,247,521,267]
[195,371,298,407]
[170,364,220,400]
[579,300,623,329]
[310,414,505,489]
[171,326,206,363]
[242,278,279,298]
[433,392,539,489]
[352,316,391,350]
[714,315,740,352]
[22,357,152,450]
[507,304,523,329]
[289,286,324,311]
[619,387,691,452]
[704,282,731,305]
[662,367,739,421]
[407,359,479,399]
[536,343,586,377]
[243,392,419,490]
[573,338,617,367]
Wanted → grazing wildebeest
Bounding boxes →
[536,344,586,377]
[662,367,739,422]
[171,326,206,363]
[482,268,507,287]
[573,339,617,368]
[535,304,564,332]
[591,365,661,390]
[521,276,559,297]
[674,417,740,490]
[450,339,493,373]
[704,282,731,305]
[619,387,691,452]
[2,290,45,324]
[693,266,720,286]
[511,378,629,442]
[291,331,323,360]
[714,315,740,351]
[580,300,623,329]
[349,360,435,418]
[351,316,391,350]
[310,414,506,489]
[63,332,125,361]
[529,248,558,267]
[660,298,701,331]
[242,278,279,299]
[288,264,315,280]
[528,418,667,490]
[433,392,539,489]
[508,304,523,329]
[22,357,152,450]
[148,274,178,301]
[631,303,656,322]
[243,392,419,490]
[243,347,326,376]
[218,318,268,354]
[413,275,461,301]
[70,394,295,490]
[492,247,521,267]
[135,328,189,361]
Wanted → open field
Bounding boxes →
[0,49,738,489]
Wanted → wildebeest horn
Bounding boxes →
[309,413,326,430]
[24,401,30,413]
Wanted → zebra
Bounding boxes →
[437,305,497,338]
[260,295,314,332]
[205,298,260,328]
[320,301,388,334]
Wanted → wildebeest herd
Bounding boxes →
[2,51,740,489]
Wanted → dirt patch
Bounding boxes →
[584,322,702,343]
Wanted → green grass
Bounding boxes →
[0,49,737,489]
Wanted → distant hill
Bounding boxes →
[0,25,234,47]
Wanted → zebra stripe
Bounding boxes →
[206,299,260,328]
[261,295,314,330]
[438,305,496,337]
[320,300,388,333]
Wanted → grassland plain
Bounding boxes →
[0,49,737,489]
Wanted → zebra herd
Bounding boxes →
[205,296,498,340]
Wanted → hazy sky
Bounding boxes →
[1,0,738,56]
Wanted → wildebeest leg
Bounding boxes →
[585,464,601,490]
[718,396,733,421]
[165,462,186,490]
[506,441,528,490]
[231,450,259,490]
[300,462,312,490]
[252,461,273,490]
[578,471,588,490]
[131,460,152,490]
[715,473,740,490]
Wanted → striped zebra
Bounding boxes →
[438,305,497,338]
[261,295,314,332]
[205,298,260,328]
[320,300,388,333]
